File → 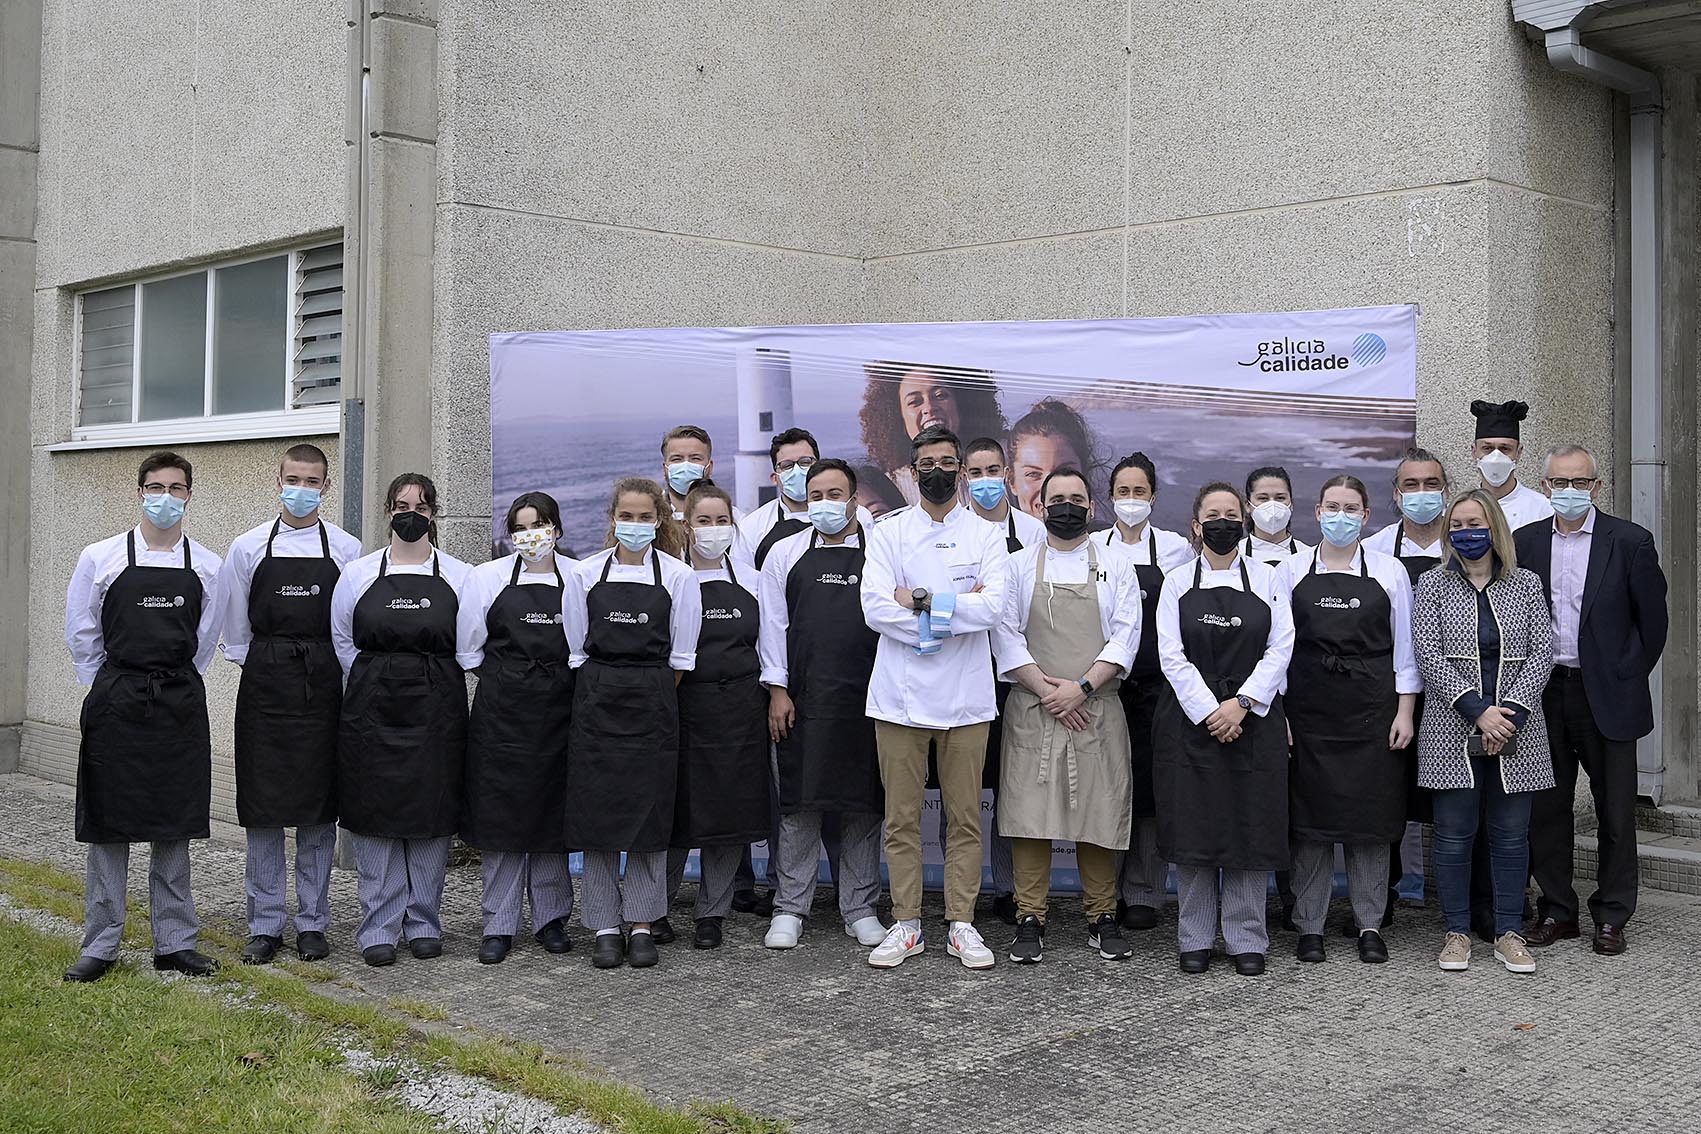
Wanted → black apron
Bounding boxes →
[336,552,467,839]
[974,511,1029,792]
[233,519,342,828]
[564,552,678,852]
[675,560,770,845]
[777,533,883,814]
[1113,527,1168,819]
[754,513,809,570]
[1286,551,1404,843]
[463,556,573,853]
[1153,559,1288,870]
[1394,529,1440,823]
[75,532,212,843]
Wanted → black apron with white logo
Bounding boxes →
[754,514,809,570]
[564,553,678,852]
[777,533,883,814]
[1394,530,1440,823]
[336,552,466,839]
[675,560,770,845]
[1153,559,1288,870]
[233,519,343,828]
[463,556,572,853]
[76,532,212,843]
[1286,551,1403,843]
[1113,528,1168,819]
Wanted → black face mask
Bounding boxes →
[391,510,431,543]
[917,465,959,505]
[1198,518,1242,556]
[1043,502,1089,540]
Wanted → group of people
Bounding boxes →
[60,396,1668,984]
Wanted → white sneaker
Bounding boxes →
[844,916,887,946]
[946,921,995,969]
[763,913,802,949]
[868,920,924,968]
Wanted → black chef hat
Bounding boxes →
[1470,399,1529,441]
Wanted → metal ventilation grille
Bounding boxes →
[292,244,344,409]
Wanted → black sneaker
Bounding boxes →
[1089,914,1133,961]
[1008,915,1044,964]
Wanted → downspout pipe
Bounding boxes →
[1544,26,1666,801]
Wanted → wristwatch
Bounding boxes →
[1078,678,1095,696]
[911,587,930,612]
[1235,694,1252,710]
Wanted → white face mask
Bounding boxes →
[693,524,736,561]
[1251,500,1291,534]
[1477,449,1516,488]
[512,526,557,563]
[1114,499,1152,528]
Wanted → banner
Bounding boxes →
[490,307,1419,888]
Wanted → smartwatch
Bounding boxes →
[1078,678,1095,697]
[911,587,930,612]
[1235,694,1252,711]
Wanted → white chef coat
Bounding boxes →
[454,551,578,671]
[1280,547,1422,695]
[993,539,1142,680]
[1491,479,1555,532]
[1363,519,1443,560]
[756,526,862,688]
[64,526,225,685]
[216,517,363,666]
[739,498,875,560]
[562,546,702,672]
[1242,532,1313,567]
[330,546,474,675]
[1157,553,1295,725]
[1096,523,1195,572]
[971,503,1046,550]
[860,502,1012,728]
[692,549,760,593]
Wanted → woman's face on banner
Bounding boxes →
[897,371,961,440]
[1013,432,1083,518]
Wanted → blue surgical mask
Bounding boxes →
[666,462,705,496]
[614,521,656,553]
[280,485,322,519]
[1550,487,1593,522]
[778,463,810,503]
[1450,528,1493,561]
[967,477,1006,510]
[1399,491,1444,524]
[142,492,186,529]
[808,500,849,535]
[1319,512,1363,548]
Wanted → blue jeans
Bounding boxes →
[1431,753,1534,936]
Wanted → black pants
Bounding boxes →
[1531,668,1640,927]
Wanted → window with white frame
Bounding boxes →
[71,242,344,445]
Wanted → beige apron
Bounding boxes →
[997,541,1132,849]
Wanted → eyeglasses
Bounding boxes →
[1319,503,1366,516]
[1546,477,1597,491]
[775,456,817,472]
[914,458,961,473]
[142,482,191,498]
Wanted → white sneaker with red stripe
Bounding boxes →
[947,921,995,969]
[868,920,924,968]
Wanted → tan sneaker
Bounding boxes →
[1438,932,1472,971]
[1495,932,1537,974]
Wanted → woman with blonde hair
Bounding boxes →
[1411,489,1553,975]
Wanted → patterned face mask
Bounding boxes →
[512,526,557,562]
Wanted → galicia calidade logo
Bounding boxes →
[847,574,859,586]
[732,608,743,618]
[1349,596,1362,609]
[419,597,432,609]
[637,612,650,624]
[1350,333,1387,367]
[172,595,185,606]
[310,584,321,596]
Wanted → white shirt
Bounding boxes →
[739,498,875,563]
[756,526,862,688]
[971,503,1047,551]
[64,526,225,685]
[455,551,577,670]
[1243,532,1313,567]
[1363,519,1443,560]
[330,546,474,675]
[1096,523,1195,572]
[216,517,363,666]
[1493,480,1555,532]
[562,546,702,671]
[1157,554,1295,724]
[993,539,1142,680]
[860,502,1012,728]
[1548,508,1596,668]
[1280,547,1422,695]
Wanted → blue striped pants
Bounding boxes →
[81,841,199,960]
[1175,865,1269,955]
[350,834,450,949]
[480,851,574,936]
[579,850,668,931]
[245,824,337,938]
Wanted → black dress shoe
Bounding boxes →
[649,916,676,945]
[63,955,114,983]
[153,949,219,977]
[1230,952,1266,976]
[1358,929,1389,964]
[241,935,282,965]
[693,917,723,949]
[407,938,443,960]
[591,933,625,969]
[296,931,330,961]
[363,943,397,967]
[1120,904,1159,931]
[1178,949,1212,974]
[1592,923,1627,956]
[1524,916,1581,948]
[533,918,572,954]
[478,935,512,965]
[1295,934,1326,963]
[992,893,1019,926]
[628,930,659,968]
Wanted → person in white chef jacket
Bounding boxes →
[1241,465,1313,568]
[1468,399,1553,532]
[860,425,1012,971]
